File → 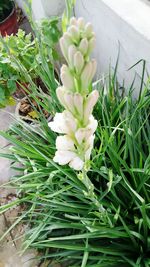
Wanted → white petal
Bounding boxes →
[64,110,77,133]
[56,135,75,150]
[53,150,76,165]
[56,87,66,108]
[48,111,77,135]
[48,113,66,133]
[69,157,84,170]
[88,115,98,134]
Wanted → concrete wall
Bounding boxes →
[16,0,65,20]
[16,0,150,96]
[75,0,150,95]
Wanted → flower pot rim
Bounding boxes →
[0,3,15,25]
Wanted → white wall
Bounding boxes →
[75,0,150,95]
[16,0,150,95]
[16,0,65,20]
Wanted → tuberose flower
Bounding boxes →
[49,17,98,171]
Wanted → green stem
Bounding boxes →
[79,167,105,212]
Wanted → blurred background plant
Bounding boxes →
[0,16,61,109]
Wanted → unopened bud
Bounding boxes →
[77,17,85,30]
[56,86,66,108]
[79,38,88,56]
[60,33,72,61]
[83,90,99,124]
[85,23,93,38]
[68,45,77,69]
[74,51,84,74]
[60,65,74,91]
[70,17,77,26]
[64,93,75,114]
[73,93,83,116]
[81,61,93,91]
[68,25,80,43]
[87,37,96,55]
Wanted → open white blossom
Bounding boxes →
[49,17,99,171]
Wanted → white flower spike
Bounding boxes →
[49,17,99,171]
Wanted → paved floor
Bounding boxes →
[0,106,38,267]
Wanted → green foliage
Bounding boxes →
[0,29,37,107]
[0,16,61,108]
[62,0,76,32]
[39,17,61,61]
[0,67,150,266]
[0,0,14,22]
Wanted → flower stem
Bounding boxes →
[78,167,105,212]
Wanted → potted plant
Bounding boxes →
[0,29,37,108]
[0,0,18,36]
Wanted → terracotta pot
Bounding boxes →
[14,82,29,100]
[0,5,18,36]
[15,96,52,123]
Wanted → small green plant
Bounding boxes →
[0,0,14,22]
[0,29,38,107]
[39,17,61,61]
[0,16,61,108]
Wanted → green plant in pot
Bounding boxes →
[0,29,39,108]
[0,0,18,36]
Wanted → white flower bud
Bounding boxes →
[56,86,66,108]
[73,93,83,116]
[90,59,97,82]
[68,25,80,43]
[85,135,95,160]
[75,116,97,145]
[85,23,93,38]
[59,37,68,61]
[70,17,77,26]
[59,33,72,61]
[74,51,84,74]
[83,90,99,124]
[77,18,85,30]
[79,38,89,56]
[81,61,93,90]
[60,64,74,91]
[68,45,78,69]
[64,93,76,114]
[87,37,96,55]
